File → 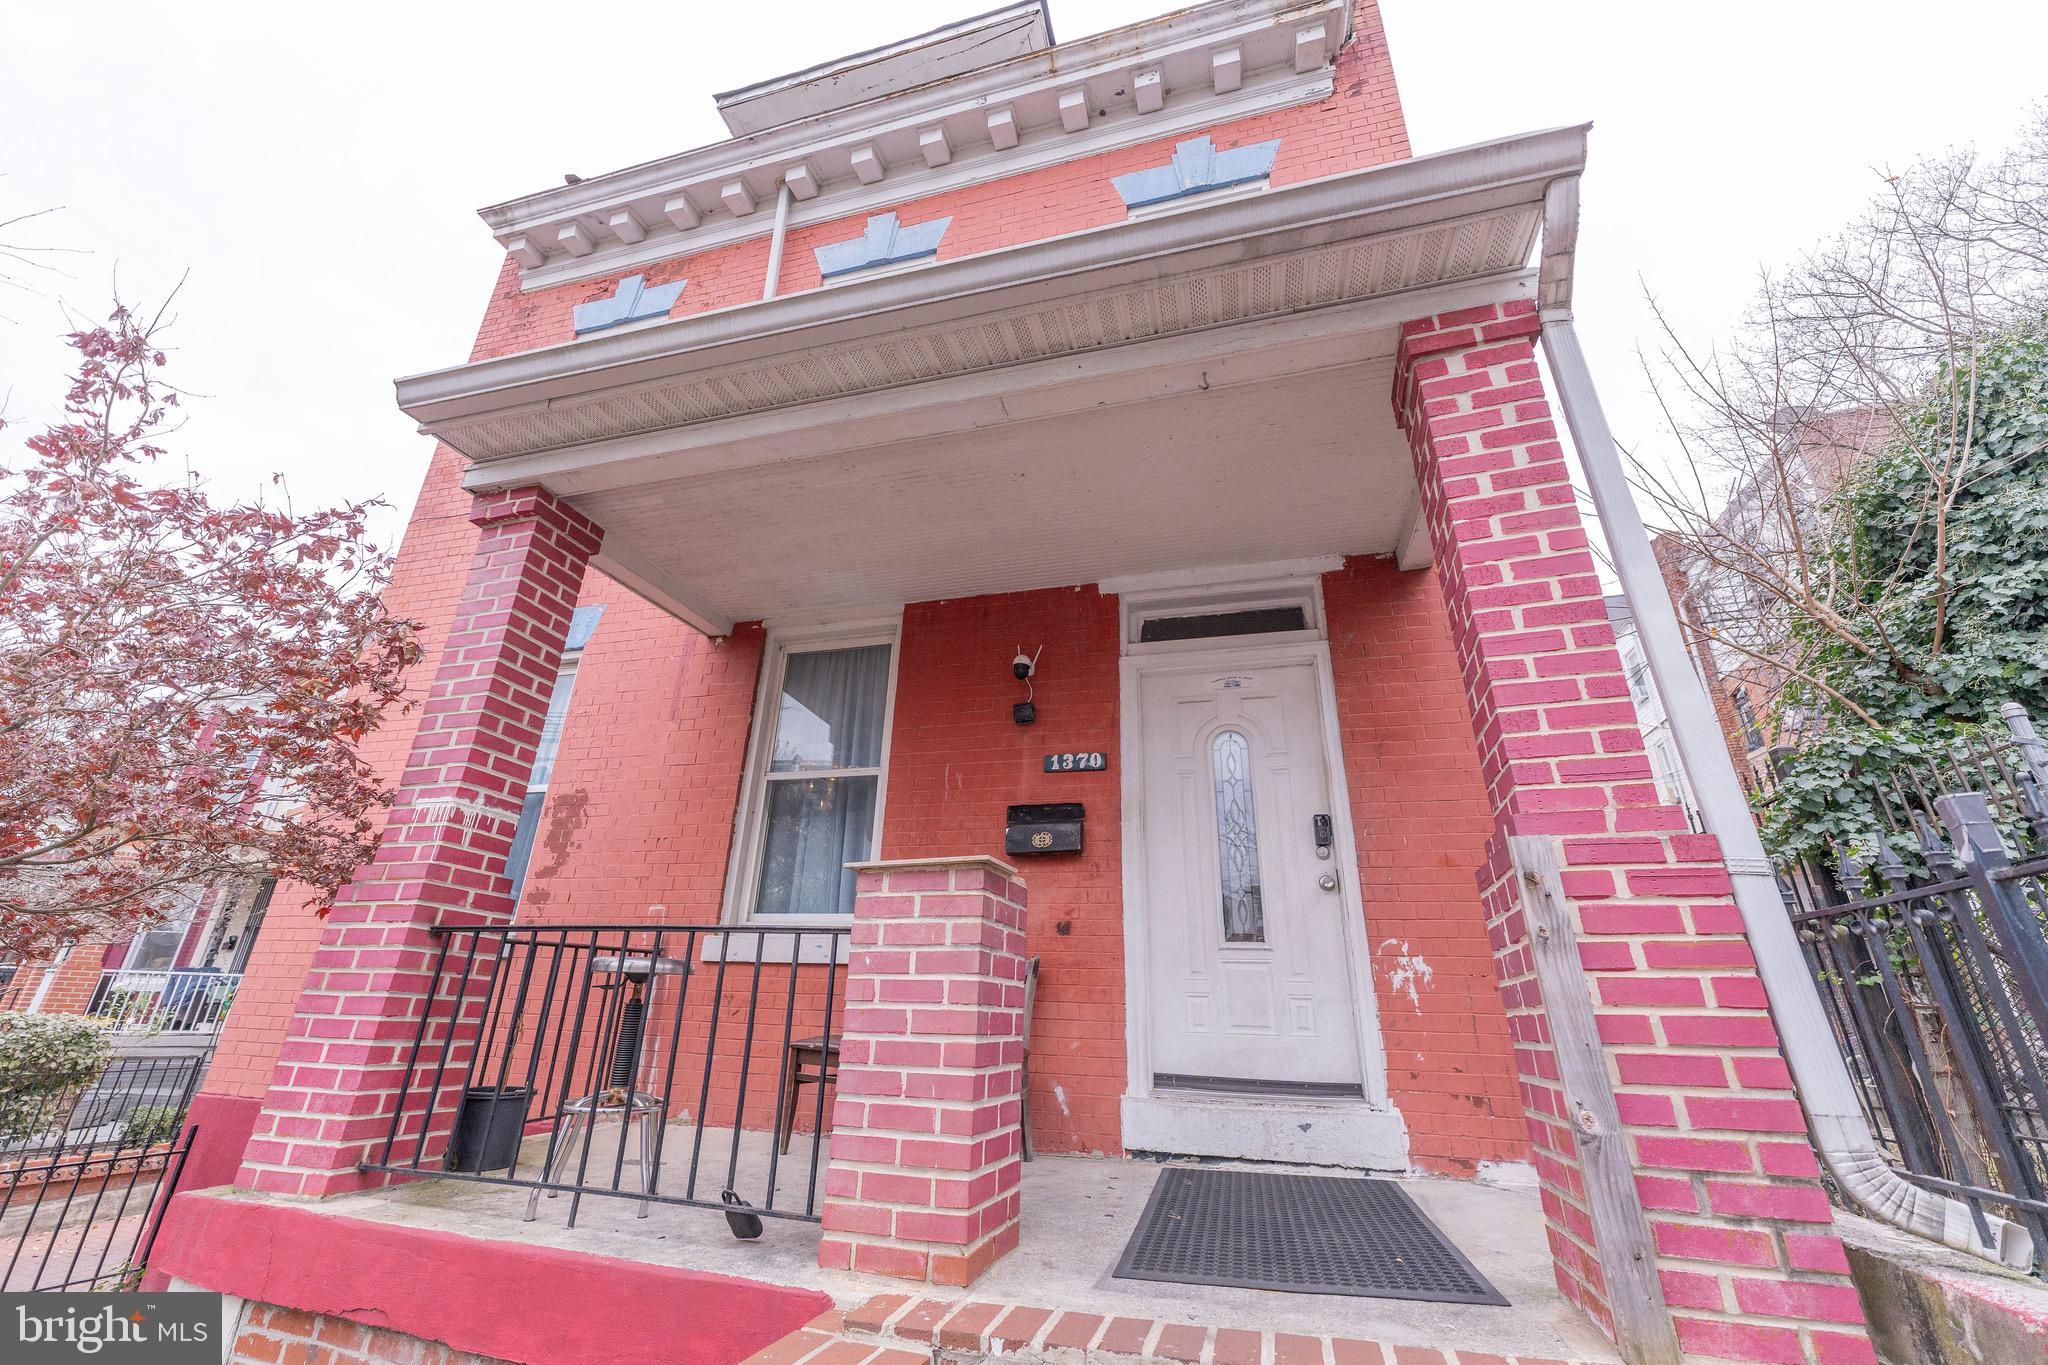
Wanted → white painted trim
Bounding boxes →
[1120,1090,1407,1168]
[168,1279,248,1355]
[1118,572,1329,652]
[759,602,909,631]
[699,931,851,965]
[511,71,1333,294]
[1393,485,1432,571]
[1125,178,1271,222]
[24,944,68,1013]
[713,2,1052,130]
[485,0,1353,290]
[490,0,1346,232]
[1098,556,1341,597]
[717,616,904,930]
[819,254,940,288]
[459,274,1537,498]
[1116,625,1396,1159]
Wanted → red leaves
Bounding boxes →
[0,303,424,956]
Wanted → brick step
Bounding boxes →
[745,1296,1620,1365]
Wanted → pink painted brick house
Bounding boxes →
[138,5,1961,1363]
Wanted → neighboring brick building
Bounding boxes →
[2,875,271,1033]
[1653,407,1891,796]
[140,5,1890,1363]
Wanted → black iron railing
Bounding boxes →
[1792,788,2048,1268]
[1,1051,210,1160]
[359,923,849,1233]
[0,1122,198,1291]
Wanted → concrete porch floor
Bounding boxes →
[326,1120,1617,1362]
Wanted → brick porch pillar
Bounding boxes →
[819,857,1027,1286]
[236,486,601,1198]
[1394,302,1874,1365]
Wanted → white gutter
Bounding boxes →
[1536,178,2033,1270]
[762,180,793,301]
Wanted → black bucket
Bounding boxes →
[448,1086,530,1172]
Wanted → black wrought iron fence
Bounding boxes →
[0,1122,198,1291]
[359,922,850,1237]
[1,1052,210,1160]
[1787,704,2048,1270]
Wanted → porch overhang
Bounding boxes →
[396,126,1586,634]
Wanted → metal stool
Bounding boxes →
[526,952,685,1222]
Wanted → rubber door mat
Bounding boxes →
[1113,1168,1508,1304]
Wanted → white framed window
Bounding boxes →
[1117,571,1327,655]
[507,605,605,900]
[507,652,581,900]
[724,622,900,926]
[122,886,206,972]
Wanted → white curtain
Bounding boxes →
[755,644,890,916]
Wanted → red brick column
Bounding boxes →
[1394,302,1874,1365]
[236,486,601,1198]
[819,857,1027,1287]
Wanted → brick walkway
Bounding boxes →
[744,1295,1617,1365]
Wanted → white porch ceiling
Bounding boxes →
[571,358,1407,622]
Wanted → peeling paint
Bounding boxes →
[1379,938,1434,1011]
[1053,1083,1071,1116]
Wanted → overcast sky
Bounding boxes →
[4,1,2044,554]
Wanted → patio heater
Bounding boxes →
[524,951,688,1222]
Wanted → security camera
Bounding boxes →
[1012,651,1036,681]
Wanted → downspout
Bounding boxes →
[24,943,69,1013]
[761,178,793,301]
[1535,176,2033,1271]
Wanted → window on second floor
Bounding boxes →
[1733,689,1765,752]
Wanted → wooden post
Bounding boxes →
[1508,834,1682,1365]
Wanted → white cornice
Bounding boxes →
[712,2,1055,136]
[481,0,1352,293]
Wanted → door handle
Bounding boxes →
[1318,873,1338,892]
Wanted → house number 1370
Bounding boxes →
[1043,752,1107,772]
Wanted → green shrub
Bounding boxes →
[0,1012,113,1143]
[120,1104,188,1148]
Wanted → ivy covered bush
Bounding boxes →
[1762,323,2048,866]
[0,1011,113,1143]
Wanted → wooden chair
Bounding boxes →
[778,955,1044,1157]
[778,1036,838,1155]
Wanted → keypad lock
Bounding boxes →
[1313,813,1334,860]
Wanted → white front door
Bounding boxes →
[1138,656,1362,1092]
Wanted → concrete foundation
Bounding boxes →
[1837,1209,2048,1363]
[314,1124,1614,1361]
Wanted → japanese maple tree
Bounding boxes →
[0,301,421,958]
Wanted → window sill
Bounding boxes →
[699,929,850,965]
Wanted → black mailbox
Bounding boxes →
[1005,802,1084,856]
